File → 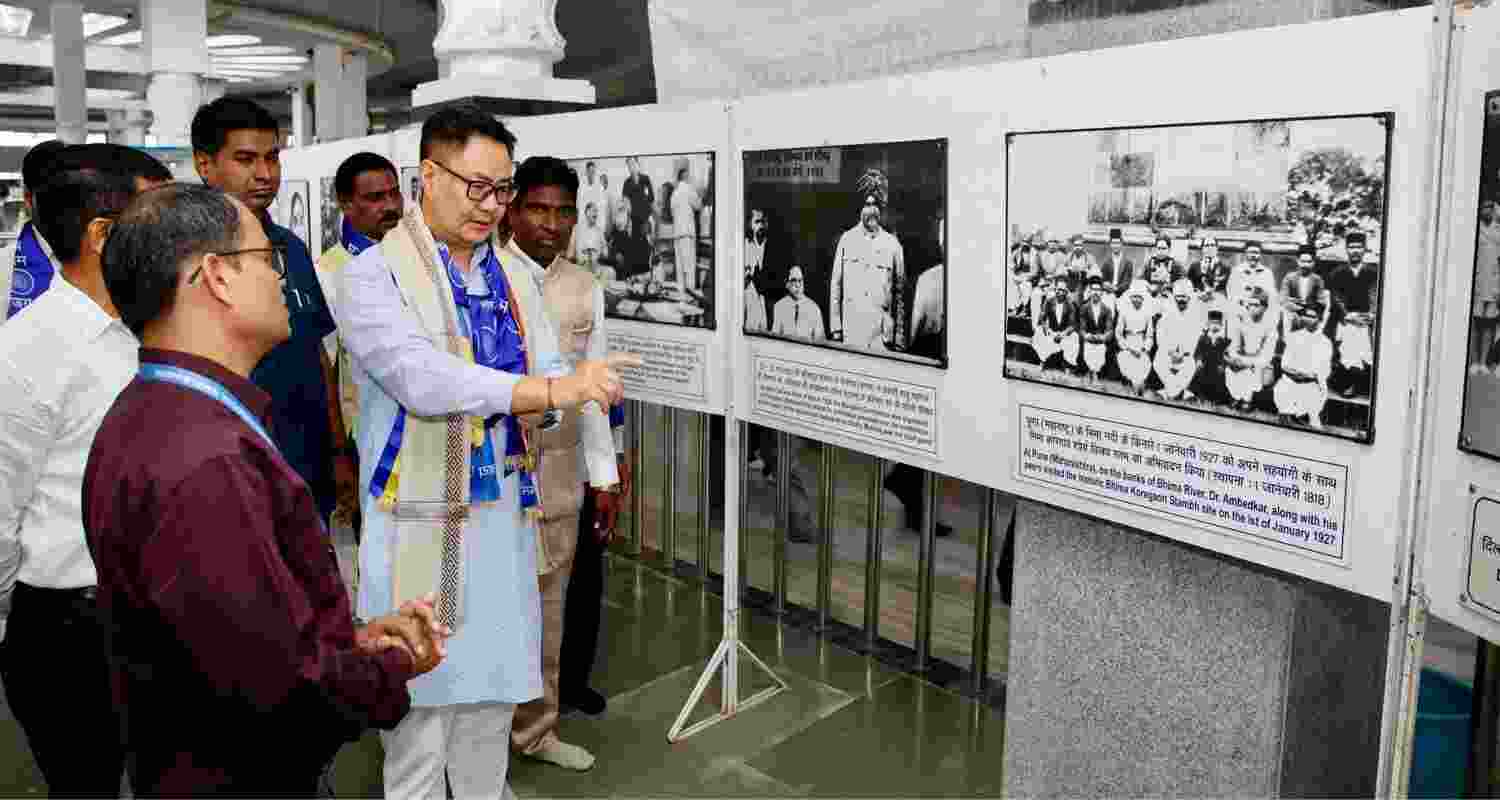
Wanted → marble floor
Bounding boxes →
[0,556,1008,798]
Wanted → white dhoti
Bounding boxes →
[1336,323,1373,369]
[1082,342,1108,374]
[674,236,697,291]
[1226,365,1264,403]
[1033,330,1079,365]
[1154,353,1196,398]
[1117,349,1152,387]
[1274,376,1328,417]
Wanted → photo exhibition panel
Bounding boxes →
[732,6,1434,601]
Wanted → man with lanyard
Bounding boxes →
[337,104,634,798]
[0,139,67,321]
[85,182,448,796]
[499,156,623,771]
[0,144,169,797]
[191,97,356,528]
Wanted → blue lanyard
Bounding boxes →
[137,363,276,452]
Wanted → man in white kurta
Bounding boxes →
[1274,303,1333,427]
[337,109,629,800]
[671,166,703,292]
[829,171,904,352]
[1225,289,1279,409]
[1114,282,1155,392]
[1152,280,1203,400]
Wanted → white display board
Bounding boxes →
[386,104,732,415]
[1418,3,1500,642]
[731,8,1435,601]
[278,133,395,262]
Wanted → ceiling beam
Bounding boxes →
[0,88,146,110]
[0,39,145,74]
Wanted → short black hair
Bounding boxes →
[34,144,168,264]
[104,183,242,335]
[513,156,578,204]
[191,97,279,156]
[22,139,66,191]
[418,103,516,161]
[335,152,398,200]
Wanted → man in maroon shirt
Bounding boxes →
[83,182,447,797]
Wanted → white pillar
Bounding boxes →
[140,0,206,147]
[313,43,368,142]
[106,109,150,146]
[201,78,228,104]
[289,84,309,147]
[411,0,595,108]
[51,2,87,144]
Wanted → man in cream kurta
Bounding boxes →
[336,107,630,800]
[500,156,619,771]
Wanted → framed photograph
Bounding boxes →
[742,139,947,367]
[1003,114,1391,444]
[1461,91,1500,460]
[319,175,340,255]
[563,152,716,330]
[269,179,310,247]
[401,166,422,207]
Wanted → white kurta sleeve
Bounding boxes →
[337,245,521,418]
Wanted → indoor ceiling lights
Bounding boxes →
[96,29,142,46]
[205,34,261,48]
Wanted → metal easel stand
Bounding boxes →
[668,419,788,742]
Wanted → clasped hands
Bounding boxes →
[356,593,451,675]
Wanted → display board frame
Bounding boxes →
[730,7,1434,602]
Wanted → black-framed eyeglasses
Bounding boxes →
[427,159,516,204]
[188,245,287,285]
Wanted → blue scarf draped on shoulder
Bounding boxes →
[7,223,54,319]
[367,241,538,514]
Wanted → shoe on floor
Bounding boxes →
[560,685,606,715]
[527,738,595,771]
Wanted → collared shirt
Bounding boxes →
[250,219,338,519]
[82,348,412,796]
[0,275,137,639]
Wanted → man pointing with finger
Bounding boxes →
[337,104,634,799]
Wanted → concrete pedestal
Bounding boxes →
[1003,500,1387,798]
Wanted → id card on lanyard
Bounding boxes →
[137,363,328,535]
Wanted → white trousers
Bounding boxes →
[675,236,697,291]
[381,702,517,800]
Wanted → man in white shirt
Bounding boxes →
[772,265,825,340]
[1153,280,1204,400]
[579,161,608,236]
[830,168,905,351]
[1274,301,1334,429]
[671,164,704,292]
[0,144,171,796]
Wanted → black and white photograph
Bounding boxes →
[1462,92,1500,459]
[401,165,422,207]
[742,139,947,367]
[319,174,340,254]
[269,179,310,246]
[564,152,716,329]
[1004,115,1390,443]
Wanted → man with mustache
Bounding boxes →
[192,97,355,533]
[316,152,404,434]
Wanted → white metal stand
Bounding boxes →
[667,418,788,742]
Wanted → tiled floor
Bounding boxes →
[0,556,1006,798]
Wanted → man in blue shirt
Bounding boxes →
[191,97,353,523]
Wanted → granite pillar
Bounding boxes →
[1003,499,1387,798]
